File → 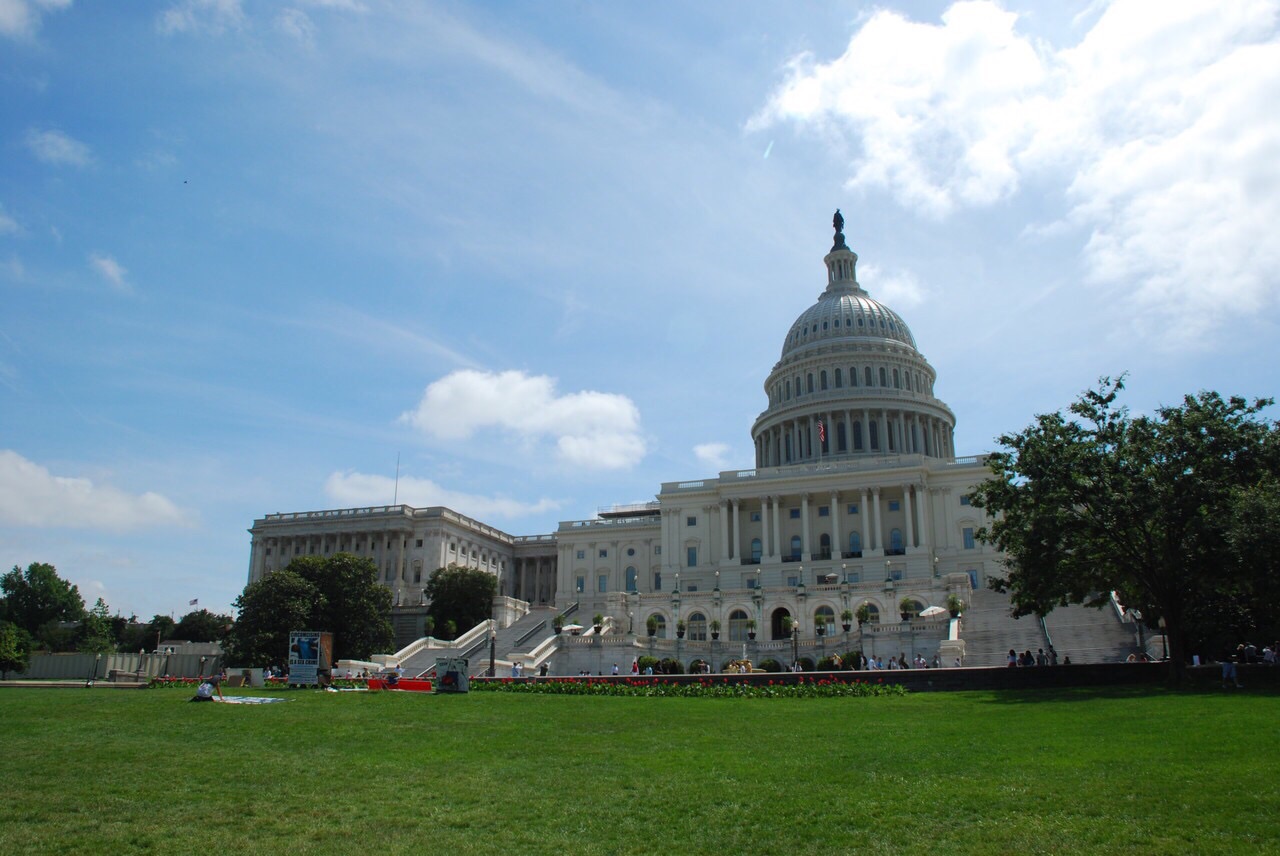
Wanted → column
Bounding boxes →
[760,497,771,559]
[843,410,853,455]
[860,488,870,554]
[863,408,872,452]
[942,488,956,549]
[771,494,782,559]
[800,493,811,559]
[918,487,933,552]
[731,499,741,563]
[830,491,842,559]
[871,487,883,552]
[880,411,890,454]
[903,485,915,549]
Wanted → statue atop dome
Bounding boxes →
[832,209,848,251]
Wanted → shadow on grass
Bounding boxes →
[976,683,1280,704]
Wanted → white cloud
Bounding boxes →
[89,253,132,293]
[0,449,191,531]
[401,369,647,470]
[275,9,315,45]
[25,127,92,167]
[751,0,1280,346]
[301,0,366,11]
[324,471,559,520]
[158,0,244,36]
[0,0,71,40]
[859,263,927,309]
[693,442,731,471]
[0,204,19,235]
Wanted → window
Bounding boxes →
[846,571,861,583]
[751,538,762,562]
[385,565,394,582]
[416,539,423,548]
[686,547,697,567]
[819,533,831,557]
[879,367,887,386]
[891,569,904,582]
[963,527,976,550]
[806,374,814,393]
[890,529,904,553]
[576,549,585,560]
[820,370,828,390]
[728,609,750,641]
[864,367,873,386]
[687,516,697,527]
[598,574,607,593]
[853,422,863,451]
[787,576,798,587]
[625,567,637,592]
[650,614,667,639]
[747,575,760,589]
[889,500,900,511]
[598,548,608,558]
[655,546,661,555]
[847,504,859,514]
[413,562,422,583]
[893,368,901,388]
[750,511,761,522]
[834,368,843,388]
[790,508,800,519]
[785,380,791,400]
[688,612,707,641]
[265,547,272,556]
[905,373,912,391]
[627,547,636,556]
[814,606,836,629]
[818,506,829,517]
[789,535,801,560]
[576,576,585,593]
[654,572,662,591]
[450,543,457,554]
[849,532,862,555]
[869,421,879,450]
[960,495,971,506]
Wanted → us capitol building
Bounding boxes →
[248,214,1131,670]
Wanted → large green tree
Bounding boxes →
[424,564,496,639]
[173,609,233,643]
[0,562,85,638]
[224,554,393,667]
[0,620,32,679]
[973,377,1278,682]
[76,597,116,653]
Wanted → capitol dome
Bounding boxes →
[750,212,956,468]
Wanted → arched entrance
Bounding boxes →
[770,607,792,641]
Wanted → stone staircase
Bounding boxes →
[957,588,1047,666]
[1043,602,1137,665]
[398,607,561,676]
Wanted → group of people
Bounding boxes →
[1007,647,1061,667]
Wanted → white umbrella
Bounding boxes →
[561,623,585,633]
[919,606,948,617]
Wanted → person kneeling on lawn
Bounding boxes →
[191,673,224,702]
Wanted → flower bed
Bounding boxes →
[145,676,367,690]
[470,676,906,698]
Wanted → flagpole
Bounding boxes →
[393,452,400,506]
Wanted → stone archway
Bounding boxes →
[770,607,792,641]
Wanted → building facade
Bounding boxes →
[248,213,1001,659]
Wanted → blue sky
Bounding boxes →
[3,0,1278,621]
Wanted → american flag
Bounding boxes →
[189,598,198,606]
[818,419,826,442]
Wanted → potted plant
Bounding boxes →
[855,603,872,627]
[645,615,658,637]
[782,615,794,636]
[815,614,826,636]
[746,618,757,640]
[900,596,916,621]
[709,619,721,640]
[946,594,965,618]
[593,613,604,633]
[553,614,564,634]
[676,620,687,639]
[840,608,854,632]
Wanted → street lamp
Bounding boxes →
[628,611,634,634]
[885,559,892,581]
[933,555,939,578]
[792,620,801,670]
[489,632,496,677]
[714,570,720,592]
[1158,617,1168,660]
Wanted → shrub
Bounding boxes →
[637,656,659,673]
[658,658,683,675]
[759,658,783,673]
[470,676,908,699]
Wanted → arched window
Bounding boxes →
[785,379,791,400]
[901,599,924,617]
[869,421,880,450]
[834,368,843,388]
[795,376,802,396]
[864,367,873,386]
[728,608,750,641]
[905,372,912,391]
[625,566,637,592]
[837,421,847,452]
[650,614,667,638]
[751,538,762,563]
[819,533,831,558]
[850,367,858,387]
[848,531,862,556]
[806,373,814,394]
[853,421,863,451]
[893,368,901,388]
[814,605,836,630]
[688,612,707,641]
[890,528,904,554]
[862,602,880,623]
[879,367,887,386]
[790,535,802,561]
[820,370,828,390]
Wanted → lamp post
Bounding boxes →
[933,555,939,579]
[792,621,801,671]
[714,570,720,592]
[489,632,496,677]
[628,610,634,635]
[1158,617,1168,660]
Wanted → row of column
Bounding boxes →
[252,529,412,581]
[511,556,555,604]
[755,408,954,467]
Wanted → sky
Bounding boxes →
[2,0,1278,621]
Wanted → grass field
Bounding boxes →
[2,685,1277,855]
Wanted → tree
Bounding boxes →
[0,621,32,679]
[147,614,176,649]
[0,562,85,637]
[76,598,116,653]
[972,376,1278,682]
[223,553,393,666]
[424,564,496,639]
[173,609,233,643]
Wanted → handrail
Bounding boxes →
[513,620,547,647]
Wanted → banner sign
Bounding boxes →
[289,631,322,685]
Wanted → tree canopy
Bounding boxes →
[424,564,496,639]
[972,377,1279,681]
[0,562,86,638]
[0,621,32,678]
[173,609,233,643]
[224,553,393,667]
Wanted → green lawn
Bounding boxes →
[2,686,1277,854]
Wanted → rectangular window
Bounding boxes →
[746,577,759,589]
[576,549,585,560]
[687,516,697,526]
[686,547,697,567]
[818,506,829,517]
[687,585,698,592]
[963,527,976,550]
[846,571,861,583]
[598,575,607,593]
[654,572,662,591]
[891,569,903,581]
[847,504,858,514]
[598,548,607,558]
[960,495,971,506]
[750,511,761,522]
[264,547,272,556]
[416,539,423,548]
[787,576,798,587]
[888,500,900,512]
[576,576,585,593]
[790,508,800,519]
[655,546,661,555]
